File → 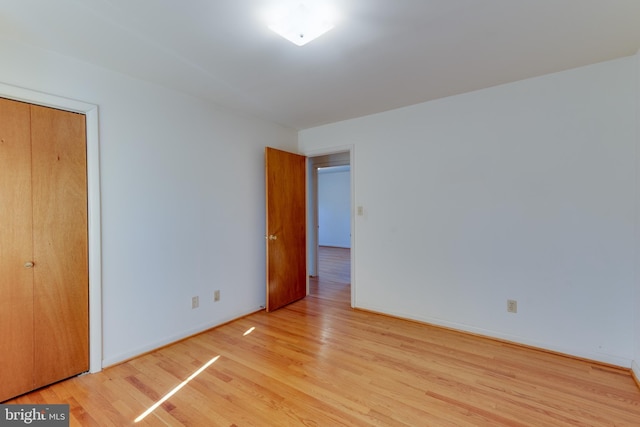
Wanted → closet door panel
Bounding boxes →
[0,98,35,402]
[30,105,89,387]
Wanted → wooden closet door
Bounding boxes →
[0,98,35,402]
[30,105,89,388]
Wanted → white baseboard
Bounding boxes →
[632,361,640,387]
[102,307,263,368]
[355,303,633,368]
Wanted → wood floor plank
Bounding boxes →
[4,246,640,426]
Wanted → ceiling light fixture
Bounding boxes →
[267,1,337,46]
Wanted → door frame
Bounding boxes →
[303,145,355,307]
[0,82,102,374]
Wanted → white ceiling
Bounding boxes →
[2,0,640,130]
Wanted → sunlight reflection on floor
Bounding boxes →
[134,355,220,423]
[135,326,259,422]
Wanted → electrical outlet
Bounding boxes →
[192,296,199,309]
[507,299,517,313]
[214,290,220,302]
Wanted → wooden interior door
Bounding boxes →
[265,147,307,311]
[31,105,89,388]
[0,98,35,402]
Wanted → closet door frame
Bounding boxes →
[0,83,103,374]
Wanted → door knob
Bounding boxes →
[268,234,277,241]
[24,261,34,268]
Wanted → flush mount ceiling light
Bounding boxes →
[267,1,337,46]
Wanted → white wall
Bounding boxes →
[634,51,640,380]
[0,39,297,366]
[318,167,351,248]
[300,56,638,367]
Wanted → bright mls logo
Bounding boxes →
[0,405,69,426]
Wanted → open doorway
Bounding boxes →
[307,151,352,305]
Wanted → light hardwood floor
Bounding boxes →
[6,246,640,426]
